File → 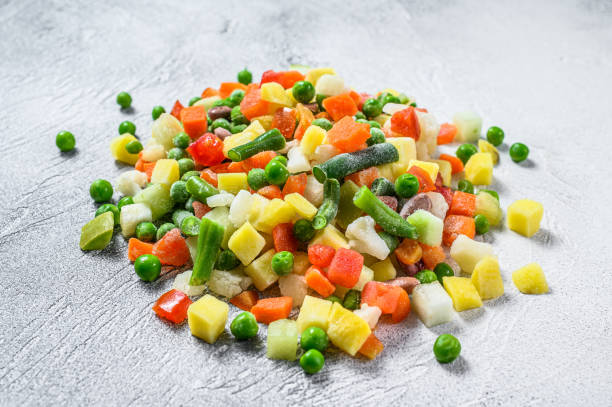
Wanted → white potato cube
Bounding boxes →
[353,304,382,329]
[411,281,454,327]
[450,235,495,274]
[120,203,152,237]
[314,74,345,97]
[207,192,235,208]
[287,146,311,174]
[279,274,308,307]
[115,170,148,197]
[173,270,206,297]
[208,269,244,298]
[311,144,340,165]
[229,190,252,227]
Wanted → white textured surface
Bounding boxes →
[1,0,612,405]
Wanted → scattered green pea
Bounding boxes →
[55,131,76,152]
[264,160,289,185]
[362,98,383,118]
[456,143,478,164]
[181,170,201,182]
[229,89,245,105]
[178,158,195,176]
[125,140,143,154]
[509,142,529,163]
[300,326,329,352]
[433,334,461,363]
[118,120,136,135]
[312,118,332,131]
[181,216,201,237]
[300,349,325,374]
[230,312,259,340]
[156,223,176,241]
[237,68,252,85]
[247,168,267,190]
[167,147,186,160]
[325,295,342,304]
[342,290,361,310]
[89,179,113,203]
[170,181,189,203]
[211,118,231,132]
[215,250,241,271]
[293,219,315,242]
[271,251,294,276]
[395,173,419,198]
[415,270,438,284]
[136,222,157,242]
[116,91,132,109]
[486,126,505,146]
[173,132,191,149]
[354,111,366,120]
[367,128,386,146]
[134,254,161,282]
[117,196,134,211]
[292,81,315,104]
[188,96,201,106]
[474,214,490,235]
[434,262,454,285]
[152,105,165,120]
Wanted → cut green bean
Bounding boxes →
[227,129,286,162]
[190,218,225,285]
[312,179,340,230]
[186,176,219,202]
[353,186,418,239]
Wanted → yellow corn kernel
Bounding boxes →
[300,126,327,158]
[464,152,493,185]
[284,193,317,220]
[305,67,336,86]
[244,249,278,291]
[443,276,483,312]
[408,160,439,183]
[217,173,248,194]
[512,263,549,294]
[507,199,544,237]
[187,295,229,344]
[150,159,179,187]
[228,222,266,265]
[110,134,140,165]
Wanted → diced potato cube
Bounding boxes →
[120,203,152,237]
[244,249,278,291]
[257,198,297,233]
[217,173,248,194]
[287,146,311,174]
[110,134,140,165]
[284,89,298,107]
[315,74,345,97]
[512,263,549,294]
[471,256,504,300]
[309,224,349,249]
[452,111,482,142]
[408,160,439,183]
[284,193,317,220]
[416,111,439,156]
[246,194,270,231]
[261,82,293,106]
[300,126,327,158]
[208,269,244,298]
[279,274,308,307]
[228,222,266,265]
[187,294,229,344]
[222,120,265,156]
[141,143,165,162]
[353,265,374,291]
[267,319,298,361]
[305,67,336,86]
[327,302,371,356]
[450,234,495,274]
[377,163,396,182]
[152,113,183,151]
[475,191,503,226]
[428,159,452,186]
[371,258,397,282]
[442,277,483,312]
[478,139,499,165]
[412,281,454,327]
[386,137,417,178]
[353,304,382,329]
[464,153,493,185]
[150,159,179,187]
[507,199,544,238]
[296,296,333,333]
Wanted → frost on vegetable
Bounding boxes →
[207,191,235,208]
[345,216,390,260]
[115,170,148,197]
[287,145,311,174]
[411,281,454,327]
[208,269,245,298]
[279,274,308,307]
[425,192,449,220]
[120,203,152,237]
[152,113,183,151]
[353,303,382,329]
[229,190,253,227]
[450,234,494,274]
[303,175,324,207]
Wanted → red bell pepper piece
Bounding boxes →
[186,133,225,167]
[152,289,192,324]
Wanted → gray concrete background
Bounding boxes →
[1,0,611,405]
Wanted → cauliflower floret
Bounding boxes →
[115,170,148,197]
[311,144,340,166]
[279,274,308,307]
[141,143,166,162]
[353,304,382,329]
[120,203,152,237]
[207,191,234,208]
[278,139,298,154]
[173,270,206,297]
[208,269,244,298]
[345,216,390,260]
[287,146,311,174]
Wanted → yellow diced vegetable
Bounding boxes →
[228,222,266,265]
[284,193,317,220]
[284,89,298,107]
[353,265,374,291]
[371,258,397,282]
[250,115,274,131]
[377,163,396,182]
[151,113,183,151]
[110,134,140,165]
[194,96,221,110]
[408,160,439,183]
[257,198,297,233]
[187,295,229,344]
[428,159,452,186]
[292,252,310,275]
[150,159,179,187]
[222,120,265,156]
[464,152,493,185]
[373,114,391,126]
[443,276,483,312]
[296,295,333,333]
[300,126,327,158]
[261,82,294,107]
[478,139,499,165]
[217,173,248,194]
[305,67,336,86]
[244,249,278,291]
[471,256,504,300]
[512,263,549,294]
[326,302,371,356]
[386,137,417,178]
[247,194,270,232]
[507,199,544,237]
[475,191,503,226]
[310,224,349,249]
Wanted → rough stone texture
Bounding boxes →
[1,0,611,405]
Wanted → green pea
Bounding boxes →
[156,223,176,241]
[173,132,191,149]
[230,106,249,125]
[312,118,332,131]
[300,349,325,374]
[325,295,342,304]
[167,147,186,160]
[368,120,381,129]
[95,203,120,225]
[509,142,529,163]
[247,168,267,190]
[152,105,165,120]
[410,102,417,107]
[264,161,289,186]
[292,81,315,103]
[397,93,410,104]
[362,98,383,118]
[211,118,231,132]
[271,251,294,276]
[300,326,329,352]
[342,290,361,310]
[456,143,478,164]
[212,98,233,108]
[117,196,134,211]
[125,140,143,154]
[237,68,252,85]
[230,123,247,134]
[433,334,461,363]
[230,311,259,340]
[177,158,195,176]
[55,131,76,152]
[354,111,366,120]
[116,91,132,109]
[134,254,161,282]
[188,96,201,106]
[415,270,438,284]
[169,181,189,203]
[480,189,499,202]
[378,92,400,106]
[434,262,454,285]
[135,222,157,242]
[215,250,241,271]
[181,216,201,237]
[293,219,315,242]
[474,214,490,235]
[230,89,245,105]
[181,170,201,182]
[89,179,113,203]
[118,121,136,136]
[457,179,474,194]
[172,210,193,229]
[316,94,328,111]
[486,126,504,146]
[367,128,386,146]
[395,174,419,198]
[269,155,288,167]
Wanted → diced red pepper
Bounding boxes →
[327,248,364,288]
[128,238,154,262]
[361,281,403,314]
[257,185,283,199]
[390,106,420,140]
[294,103,314,140]
[260,70,305,89]
[243,151,277,170]
[152,289,192,324]
[272,108,297,139]
[201,87,219,98]
[358,333,384,359]
[200,169,218,187]
[308,244,336,268]
[272,223,299,253]
[186,133,225,167]
[170,100,184,120]
[390,288,411,323]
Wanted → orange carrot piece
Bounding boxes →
[243,151,277,170]
[344,167,380,188]
[272,223,299,253]
[443,215,476,246]
[395,239,423,265]
[407,166,436,193]
[257,185,283,200]
[437,123,457,145]
[219,82,248,99]
[420,244,446,269]
[326,116,371,153]
[358,333,384,360]
[180,105,208,139]
[294,103,314,140]
[240,84,272,120]
[272,108,297,139]
[142,162,156,182]
[208,162,232,173]
[227,162,247,173]
[170,100,184,120]
[448,191,476,217]
[192,201,212,219]
[322,93,358,122]
[390,107,420,140]
[201,87,219,98]
[230,290,259,312]
[200,169,218,187]
[152,229,191,266]
[282,173,308,196]
[439,153,464,174]
[251,297,293,324]
[314,111,330,120]
[128,238,154,262]
[260,70,305,89]
[305,266,336,298]
[390,288,411,323]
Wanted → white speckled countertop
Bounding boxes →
[1,0,611,405]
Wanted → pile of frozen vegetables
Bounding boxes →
[64,66,549,374]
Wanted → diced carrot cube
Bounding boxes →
[230,290,259,312]
[448,191,476,217]
[272,108,297,139]
[128,238,154,262]
[251,297,293,324]
[361,281,403,314]
[200,169,218,187]
[258,185,283,200]
[327,248,364,288]
[240,84,272,120]
[208,162,232,173]
[272,223,299,253]
[420,244,446,270]
[152,229,191,266]
[201,87,218,98]
[308,244,336,268]
[227,162,247,173]
[390,288,411,323]
[390,107,420,140]
[305,266,336,298]
[142,162,156,182]
[322,93,358,122]
[180,105,208,139]
[358,333,384,360]
[443,215,476,246]
[437,123,457,145]
[170,100,184,120]
[326,116,371,153]
[407,166,436,193]
[439,153,464,174]
[243,151,277,170]
[219,82,248,99]
[344,167,379,188]
[282,173,308,196]
[260,70,305,89]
